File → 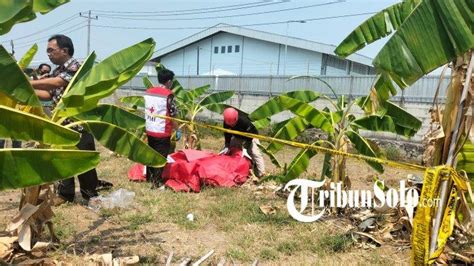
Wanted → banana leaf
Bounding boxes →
[204,103,232,114]
[0,1,32,35]
[33,0,69,14]
[199,91,234,107]
[143,76,154,89]
[0,46,40,106]
[278,96,333,133]
[267,116,309,153]
[351,115,418,137]
[374,73,399,103]
[17,44,38,69]
[329,110,344,124]
[335,0,421,57]
[252,118,271,130]
[180,85,210,103]
[373,0,474,89]
[0,149,99,190]
[204,103,270,130]
[456,141,474,189]
[0,0,69,35]
[0,105,79,145]
[74,104,145,130]
[120,96,145,109]
[51,52,97,118]
[0,91,17,108]
[345,130,383,173]
[257,143,282,168]
[321,152,332,179]
[283,146,318,182]
[289,76,337,99]
[69,52,96,89]
[384,100,422,130]
[59,38,156,116]
[249,90,320,120]
[80,120,166,167]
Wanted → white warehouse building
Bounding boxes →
[151,24,375,76]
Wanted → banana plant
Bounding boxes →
[335,0,473,262]
[0,0,69,35]
[0,39,166,252]
[250,90,421,186]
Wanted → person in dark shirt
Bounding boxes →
[31,34,98,204]
[221,107,266,178]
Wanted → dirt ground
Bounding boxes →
[0,136,424,264]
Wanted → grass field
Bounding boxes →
[0,136,422,264]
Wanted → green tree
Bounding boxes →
[250,85,420,185]
[335,0,473,262]
[0,0,165,253]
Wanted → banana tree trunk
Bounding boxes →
[184,123,200,150]
[430,52,473,256]
[332,137,348,186]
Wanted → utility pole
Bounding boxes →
[196,46,200,75]
[10,40,14,56]
[79,10,98,56]
[284,20,306,76]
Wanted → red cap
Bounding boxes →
[223,107,238,127]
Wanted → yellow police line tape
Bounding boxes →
[155,114,471,265]
[157,114,426,171]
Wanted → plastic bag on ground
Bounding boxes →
[88,188,135,210]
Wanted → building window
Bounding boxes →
[351,62,368,75]
[227,45,232,53]
[221,46,226,53]
[326,55,347,71]
[368,67,376,75]
[235,45,240,53]
[214,46,219,54]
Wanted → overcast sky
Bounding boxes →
[0,0,399,65]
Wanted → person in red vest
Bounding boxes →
[144,69,179,188]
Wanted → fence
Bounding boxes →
[121,74,449,103]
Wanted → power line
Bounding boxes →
[0,14,79,44]
[91,1,286,17]
[94,1,343,21]
[92,12,376,31]
[15,22,87,49]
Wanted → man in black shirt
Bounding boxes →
[222,107,266,177]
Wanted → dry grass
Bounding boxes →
[0,135,419,264]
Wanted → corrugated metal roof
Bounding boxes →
[151,23,373,66]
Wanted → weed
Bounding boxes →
[52,212,77,239]
[99,208,118,219]
[319,233,353,253]
[226,248,251,262]
[125,212,153,230]
[259,248,279,260]
[383,145,402,161]
[277,240,300,256]
[237,234,256,248]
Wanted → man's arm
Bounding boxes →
[224,123,231,148]
[35,89,51,100]
[31,77,68,91]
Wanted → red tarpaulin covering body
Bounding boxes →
[162,148,251,192]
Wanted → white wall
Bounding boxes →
[158,32,363,76]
